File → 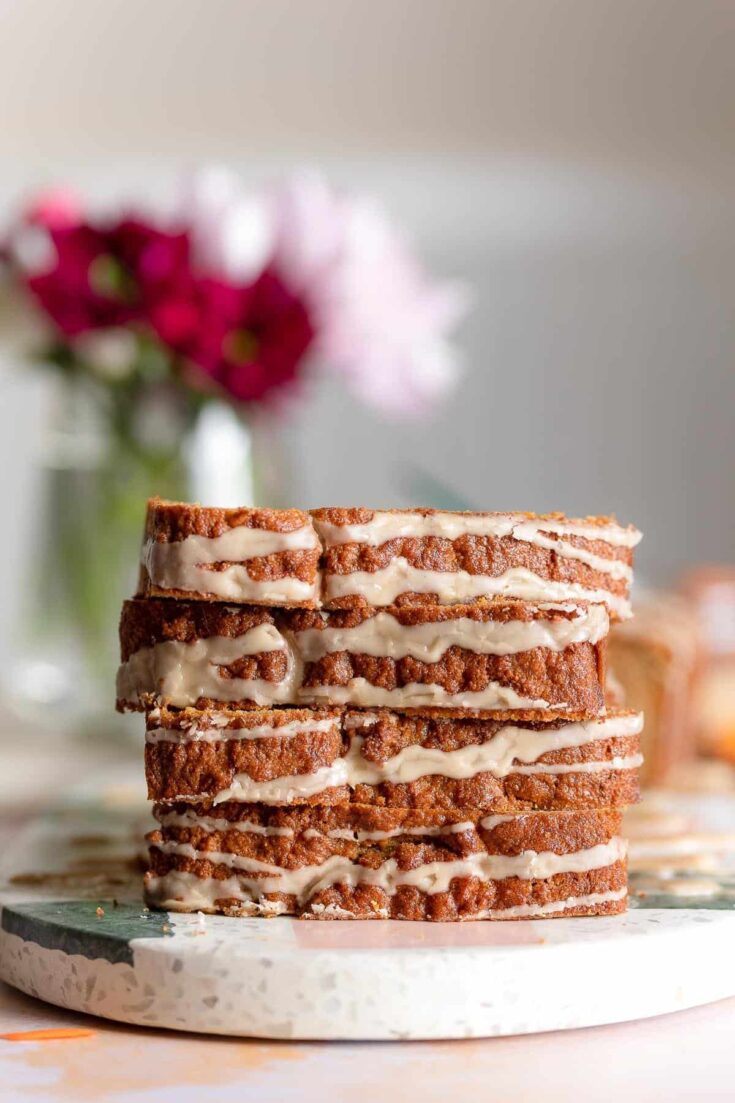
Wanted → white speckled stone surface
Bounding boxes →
[3,807,735,1040]
[5,902,735,1039]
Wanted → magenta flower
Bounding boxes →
[152,269,314,403]
[26,219,191,337]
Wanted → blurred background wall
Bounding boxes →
[0,0,734,669]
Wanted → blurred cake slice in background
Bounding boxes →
[682,567,735,766]
[608,592,701,786]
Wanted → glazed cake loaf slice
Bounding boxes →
[313,508,641,620]
[146,706,642,812]
[145,706,346,803]
[117,598,296,711]
[138,498,321,607]
[145,805,628,920]
[289,600,609,717]
[138,501,642,616]
[118,598,609,715]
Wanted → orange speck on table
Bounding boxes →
[1,1028,96,1042]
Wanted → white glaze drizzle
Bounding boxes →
[211,762,348,804]
[117,625,297,708]
[147,833,622,904]
[147,522,319,562]
[324,562,631,617]
[511,521,633,580]
[155,809,296,836]
[155,811,613,845]
[150,836,626,902]
[510,753,643,775]
[313,511,641,549]
[156,807,521,843]
[294,604,609,664]
[338,713,643,783]
[204,718,640,803]
[149,872,627,917]
[298,678,558,711]
[208,747,638,803]
[343,712,382,730]
[156,815,478,842]
[471,887,627,919]
[143,523,319,602]
[146,716,338,744]
[155,810,504,843]
[322,822,477,841]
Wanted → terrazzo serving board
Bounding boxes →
[2,800,735,1041]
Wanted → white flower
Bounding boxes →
[178,166,276,283]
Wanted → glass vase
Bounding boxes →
[5,374,264,734]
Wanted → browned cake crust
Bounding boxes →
[138,498,321,608]
[286,599,603,629]
[144,804,626,920]
[144,498,313,541]
[313,508,637,619]
[119,597,276,661]
[288,602,607,717]
[118,598,608,716]
[312,508,628,530]
[145,705,640,811]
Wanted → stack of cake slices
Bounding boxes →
[117,499,643,921]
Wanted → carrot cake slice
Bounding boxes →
[118,598,609,715]
[313,508,641,620]
[145,706,641,812]
[144,805,627,920]
[138,498,321,607]
[288,600,609,716]
[116,598,295,711]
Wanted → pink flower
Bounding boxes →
[26,219,191,337]
[152,269,314,403]
[272,173,470,417]
[24,187,83,231]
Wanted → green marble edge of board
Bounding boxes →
[1,901,172,965]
